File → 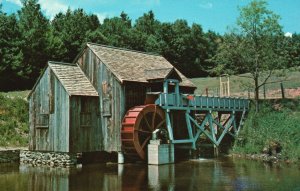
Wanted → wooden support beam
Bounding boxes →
[165,111,174,141]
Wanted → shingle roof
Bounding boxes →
[49,62,98,97]
[87,43,195,88]
[145,68,173,81]
[144,68,182,82]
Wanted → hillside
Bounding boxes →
[0,91,29,147]
[191,69,300,98]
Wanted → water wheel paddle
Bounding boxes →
[121,104,166,160]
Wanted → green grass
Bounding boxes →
[191,69,300,97]
[231,99,300,161]
[0,91,29,147]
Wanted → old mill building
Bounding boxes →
[28,43,196,155]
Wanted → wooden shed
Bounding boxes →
[28,43,196,154]
[28,62,100,152]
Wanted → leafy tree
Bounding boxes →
[52,8,101,62]
[0,9,24,90]
[101,15,132,48]
[156,20,209,77]
[17,0,50,88]
[212,0,287,111]
[204,30,222,75]
[135,11,159,36]
[189,23,210,77]
[284,33,300,68]
[132,11,161,52]
[46,27,67,62]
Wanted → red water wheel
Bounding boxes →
[121,104,166,160]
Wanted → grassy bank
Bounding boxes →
[232,99,300,162]
[191,69,300,97]
[0,91,29,147]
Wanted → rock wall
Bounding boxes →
[0,150,20,163]
[20,150,78,167]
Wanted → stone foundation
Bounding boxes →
[20,150,78,167]
[0,150,20,163]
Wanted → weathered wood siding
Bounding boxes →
[29,68,69,152]
[69,96,102,152]
[76,48,125,152]
[50,75,69,152]
[123,82,147,111]
[29,68,49,150]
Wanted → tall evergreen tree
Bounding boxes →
[135,11,159,35]
[0,7,24,90]
[52,8,101,62]
[17,0,50,87]
[204,30,222,76]
[100,12,133,49]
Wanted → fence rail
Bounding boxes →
[198,81,300,99]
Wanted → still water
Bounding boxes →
[1,157,300,191]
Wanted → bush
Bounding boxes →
[0,93,29,147]
[232,99,300,161]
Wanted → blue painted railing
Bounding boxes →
[155,93,249,111]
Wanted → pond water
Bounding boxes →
[1,157,300,191]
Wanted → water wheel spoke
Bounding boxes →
[156,119,166,129]
[142,111,152,131]
[141,136,151,150]
[151,108,157,130]
[135,129,152,134]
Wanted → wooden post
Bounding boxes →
[227,76,230,96]
[219,75,230,97]
[263,84,266,99]
[219,77,222,97]
[214,146,219,157]
[280,82,285,99]
[248,89,250,99]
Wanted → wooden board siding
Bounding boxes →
[124,82,147,111]
[69,96,102,152]
[50,76,69,152]
[29,67,70,152]
[29,68,50,151]
[77,48,125,152]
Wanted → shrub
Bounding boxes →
[232,99,300,161]
[0,92,29,147]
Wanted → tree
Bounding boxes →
[204,30,223,76]
[212,0,286,111]
[135,11,159,36]
[156,20,209,77]
[52,8,101,62]
[284,33,300,68]
[100,14,132,48]
[0,9,24,90]
[18,0,50,88]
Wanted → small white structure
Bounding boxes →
[148,140,174,165]
[220,74,230,97]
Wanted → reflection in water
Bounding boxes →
[1,157,300,191]
[148,165,175,191]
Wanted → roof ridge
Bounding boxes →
[144,67,174,71]
[87,42,161,57]
[48,61,76,66]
